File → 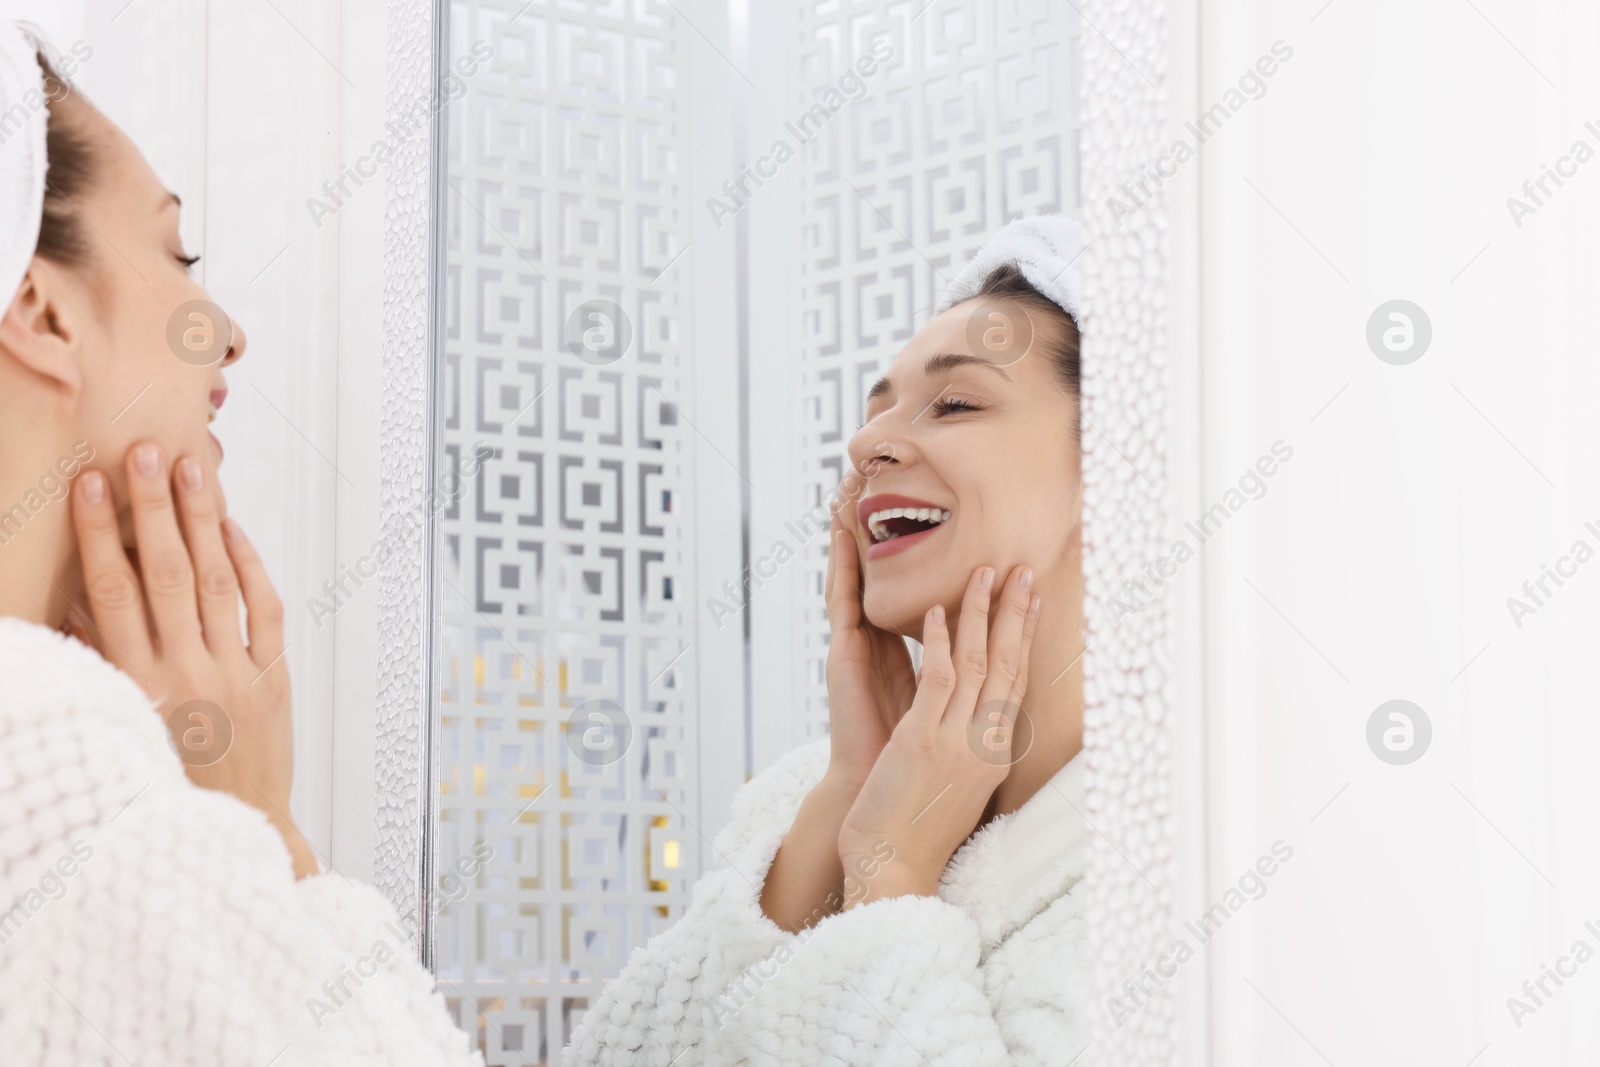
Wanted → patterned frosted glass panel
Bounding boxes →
[785,1,1081,739]
[434,2,699,1062]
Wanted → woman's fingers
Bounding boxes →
[969,565,1035,720]
[979,588,1041,768]
[1009,593,1043,706]
[825,507,862,637]
[70,468,154,672]
[172,456,243,653]
[124,443,205,658]
[823,504,839,621]
[944,565,995,721]
[905,603,954,722]
[823,504,838,609]
[222,517,284,669]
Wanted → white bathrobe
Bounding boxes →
[0,617,483,1067]
[564,730,1091,1066]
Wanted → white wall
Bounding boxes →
[1192,1,1600,1064]
[8,0,390,879]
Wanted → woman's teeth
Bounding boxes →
[867,507,952,543]
[208,400,218,424]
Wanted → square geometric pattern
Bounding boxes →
[435,1,698,1061]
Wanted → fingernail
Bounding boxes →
[133,443,159,478]
[1028,595,1041,620]
[80,470,105,504]
[1019,567,1035,591]
[178,457,203,491]
[222,517,241,543]
[979,566,995,592]
[931,604,944,624]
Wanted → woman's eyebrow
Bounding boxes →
[866,352,1013,403]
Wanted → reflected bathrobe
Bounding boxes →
[563,734,1090,1066]
[0,618,483,1067]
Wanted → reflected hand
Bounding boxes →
[822,497,919,789]
[71,442,316,878]
[837,563,1040,905]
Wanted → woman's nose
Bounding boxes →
[847,417,908,473]
[221,315,248,367]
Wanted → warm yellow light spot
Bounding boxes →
[473,762,485,796]
[648,815,675,890]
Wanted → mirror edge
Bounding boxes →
[373,0,447,958]
[1081,1,1184,1063]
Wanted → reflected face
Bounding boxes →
[52,93,245,527]
[844,296,1082,639]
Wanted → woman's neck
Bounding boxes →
[0,429,82,629]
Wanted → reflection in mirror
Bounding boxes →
[429,3,1091,1062]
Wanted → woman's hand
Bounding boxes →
[71,441,317,879]
[836,563,1040,906]
[821,499,919,789]
[758,486,920,933]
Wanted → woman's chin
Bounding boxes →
[862,592,944,642]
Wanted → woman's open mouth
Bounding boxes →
[858,494,952,560]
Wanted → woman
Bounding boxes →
[564,217,1091,1065]
[0,27,481,1066]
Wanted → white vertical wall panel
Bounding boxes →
[1196,2,1600,1065]
[205,0,348,874]
[329,0,394,888]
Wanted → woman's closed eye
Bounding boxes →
[854,395,983,431]
[929,395,982,417]
[177,252,201,273]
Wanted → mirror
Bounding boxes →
[413,2,1140,1063]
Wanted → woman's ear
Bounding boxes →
[0,258,85,394]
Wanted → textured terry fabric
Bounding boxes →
[564,733,1090,1066]
[938,214,1088,323]
[0,617,484,1067]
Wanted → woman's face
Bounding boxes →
[844,295,1081,639]
[52,94,244,526]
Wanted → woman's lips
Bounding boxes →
[865,521,944,560]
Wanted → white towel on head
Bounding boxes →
[0,20,48,316]
[939,215,1088,322]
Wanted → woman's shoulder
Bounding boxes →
[0,618,175,779]
[0,618,187,894]
[0,617,168,744]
